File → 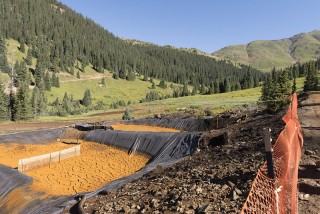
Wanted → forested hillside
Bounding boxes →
[212,31,320,71]
[0,0,267,120]
[0,0,264,87]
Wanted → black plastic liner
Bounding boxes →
[123,116,239,132]
[0,128,66,145]
[0,128,201,213]
[75,122,113,131]
[84,130,200,163]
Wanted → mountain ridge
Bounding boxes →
[212,30,320,71]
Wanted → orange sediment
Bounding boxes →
[111,124,181,132]
[0,142,74,168]
[0,141,149,195]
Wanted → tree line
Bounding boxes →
[260,59,319,112]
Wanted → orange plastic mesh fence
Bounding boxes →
[241,93,303,214]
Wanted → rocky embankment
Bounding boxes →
[76,109,284,214]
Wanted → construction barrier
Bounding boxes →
[241,93,303,214]
[18,145,80,172]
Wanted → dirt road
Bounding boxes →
[298,92,320,214]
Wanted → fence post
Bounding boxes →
[264,128,275,179]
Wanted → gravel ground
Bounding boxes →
[298,92,320,214]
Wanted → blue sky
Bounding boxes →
[59,0,320,53]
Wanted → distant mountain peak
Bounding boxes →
[212,30,320,71]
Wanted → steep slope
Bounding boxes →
[212,30,320,71]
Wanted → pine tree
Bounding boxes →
[0,37,10,73]
[15,61,30,87]
[25,48,32,65]
[181,82,190,96]
[82,89,92,107]
[8,91,17,121]
[0,78,8,120]
[151,81,156,89]
[62,92,71,113]
[304,61,318,91]
[51,72,58,87]
[19,40,25,53]
[113,71,119,80]
[44,72,51,91]
[122,109,132,120]
[260,69,292,112]
[126,71,136,81]
[191,86,197,95]
[292,77,297,93]
[15,82,32,120]
[143,75,148,81]
[235,81,241,91]
[34,60,45,90]
[31,86,47,116]
[159,79,167,89]
[119,68,127,79]
[223,78,231,93]
[31,87,40,115]
[200,84,207,94]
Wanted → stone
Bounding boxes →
[196,187,203,194]
[299,193,310,201]
[232,191,239,200]
[222,184,229,191]
[151,199,159,209]
[305,150,316,155]
[197,204,212,213]
[234,188,242,195]
[227,181,235,188]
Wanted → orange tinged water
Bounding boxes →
[111,124,181,132]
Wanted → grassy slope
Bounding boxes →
[211,45,248,65]
[247,39,293,70]
[212,30,320,71]
[290,32,320,62]
[36,77,305,122]
[46,74,174,105]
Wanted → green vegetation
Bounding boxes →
[122,109,132,120]
[0,0,268,120]
[260,59,319,112]
[304,61,319,91]
[0,78,7,120]
[0,0,316,122]
[212,30,320,71]
[260,69,292,112]
[46,76,174,106]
